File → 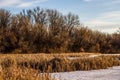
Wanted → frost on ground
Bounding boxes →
[51,66,120,80]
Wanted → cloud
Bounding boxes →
[103,0,120,6]
[17,1,37,8]
[0,0,48,8]
[86,11,120,26]
[0,0,20,7]
[17,0,48,8]
[83,0,92,2]
[85,11,120,33]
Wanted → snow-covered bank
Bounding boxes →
[67,54,101,60]
[51,66,120,80]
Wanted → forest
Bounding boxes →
[0,7,120,53]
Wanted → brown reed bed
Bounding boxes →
[0,53,120,80]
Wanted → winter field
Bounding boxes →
[50,54,120,80]
[0,53,120,80]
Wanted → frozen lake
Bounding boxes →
[51,66,120,80]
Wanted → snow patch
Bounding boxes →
[51,66,120,80]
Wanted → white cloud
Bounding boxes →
[17,1,36,8]
[0,0,21,7]
[0,0,48,8]
[83,0,92,2]
[86,11,120,26]
[85,11,120,33]
[17,0,48,8]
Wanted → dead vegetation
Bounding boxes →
[0,53,120,80]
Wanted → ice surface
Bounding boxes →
[51,66,120,80]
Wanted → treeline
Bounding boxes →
[0,7,120,53]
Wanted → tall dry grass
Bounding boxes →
[0,53,120,79]
[0,57,56,80]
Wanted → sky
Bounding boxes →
[0,0,120,33]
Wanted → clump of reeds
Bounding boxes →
[0,57,56,80]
